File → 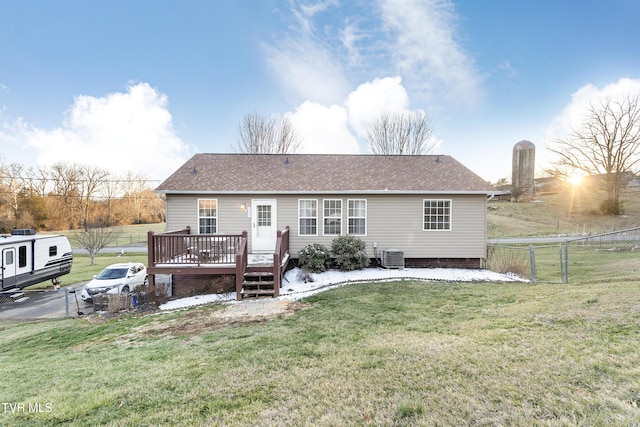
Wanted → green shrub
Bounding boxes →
[331,235,369,271]
[298,243,331,273]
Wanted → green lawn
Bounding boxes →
[1,278,639,426]
[487,185,640,238]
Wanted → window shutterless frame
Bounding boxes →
[197,199,218,234]
[423,199,452,231]
[323,199,342,236]
[298,199,318,236]
[347,199,367,236]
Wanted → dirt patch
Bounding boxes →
[118,299,310,341]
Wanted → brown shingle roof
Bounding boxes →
[155,154,494,194]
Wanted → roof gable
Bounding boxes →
[155,154,494,194]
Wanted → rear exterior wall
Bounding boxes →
[164,193,487,261]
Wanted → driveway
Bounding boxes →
[0,284,93,320]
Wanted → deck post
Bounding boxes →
[235,231,248,301]
[273,232,281,298]
[147,230,155,287]
[147,231,154,265]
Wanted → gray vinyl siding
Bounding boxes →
[165,193,487,259]
[165,194,252,235]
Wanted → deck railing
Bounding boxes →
[235,235,248,298]
[148,227,290,300]
[148,228,244,266]
[272,226,290,296]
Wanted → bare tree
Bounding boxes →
[24,166,50,198]
[49,162,81,228]
[549,95,640,214]
[100,173,123,226]
[367,111,435,155]
[71,226,123,265]
[0,162,26,227]
[120,171,149,224]
[234,112,302,154]
[77,165,110,230]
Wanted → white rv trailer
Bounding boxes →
[0,229,73,290]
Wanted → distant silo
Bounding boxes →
[511,140,535,201]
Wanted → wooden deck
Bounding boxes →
[146,226,290,300]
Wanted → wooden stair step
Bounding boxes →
[244,271,274,277]
[240,289,276,296]
[242,283,275,291]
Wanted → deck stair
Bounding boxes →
[240,268,276,299]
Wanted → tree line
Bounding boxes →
[0,161,164,233]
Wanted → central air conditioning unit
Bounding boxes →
[381,249,404,269]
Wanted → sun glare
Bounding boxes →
[568,172,585,186]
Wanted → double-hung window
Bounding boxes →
[423,199,451,231]
[198,199,218,234]
[348,199,367,235]
[298,199,318,236]
[323,199,342,235]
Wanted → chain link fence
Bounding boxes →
[488,226,640,284]
[0,276,172,319]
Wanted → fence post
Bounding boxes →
[563,241,569,284]
[558,243,564,284]
[529,245,537,282]
[64,287,70,318]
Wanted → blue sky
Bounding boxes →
[1,0,640,183]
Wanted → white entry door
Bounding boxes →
[1,248,16,290]
[251,199,277,252]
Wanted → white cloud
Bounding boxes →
[340,23,364,68]
[345,76,410,138]
[379,0,481,105]
[262,0,350,106]
[262,37,351,106]
[0,83,191,181]
[288,101,360,153]
[265,0,481,118]
[299,0,338,18]
[547,78,640,143]
[288,76,440,155]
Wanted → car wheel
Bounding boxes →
[121,286,130,294]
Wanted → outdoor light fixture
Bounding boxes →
[240,202,251,218]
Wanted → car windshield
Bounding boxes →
[96,268,129,280]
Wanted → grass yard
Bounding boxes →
[1,278,639,426]
[488,185,640,238]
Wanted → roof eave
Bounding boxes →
[157,189,493,195]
